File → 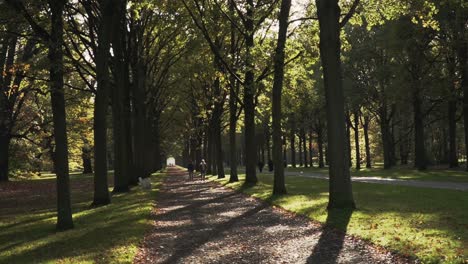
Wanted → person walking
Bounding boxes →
[199,159,207,181]
[187,160,195,181]
[268,159,274,172]
[258,160,265,173]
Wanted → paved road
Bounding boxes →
[134,167,412,264]
[276,171,468,191]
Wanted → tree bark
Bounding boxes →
[353,111,361,170]
[92,0,113,206]
[243,0,257,184]
[213,76,225,179]
[111,0,130,192]
[272,0,291,194]
[266,125,271,162]
[290,127,296,168]
[413,86,427,170]
[132,58,148,178]
[0,135,10,182]
[309,131,314,167]
[346,115,352,167]
[298,131,303,167]
[448,96,458,168]
[82,146,93,174]
[49,0,74,230]
[316,0,355,209]
[317,121,325,168]
[379,104,396,169]
[282,135,287,167]
[0,33,16,182]
[301,129,308,167]
[458,11,468,171]
[363,115,372,168]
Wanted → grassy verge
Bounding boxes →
[285,166,468,183]
[209,173,468,264]
[0,172,164,264]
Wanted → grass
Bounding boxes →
[209,173,468,264]
[0,172,164,264]
[285,164,468,183]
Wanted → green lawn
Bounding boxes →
[285,165,468,183]
[210,173,468,264]
[0,172,164,264]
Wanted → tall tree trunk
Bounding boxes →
[316,0,355,209]
[0,33,16,182]
[228,0,238,182]
[92,0,112,206]
[309,131,314,167]
[111,0,130,192]
[124,63,135,184]
[317,122,325,168]
[353,111,361,170]
[266,125,271,162]
[346,116,352,167]
[282,135,287,167]
[363,115,372,168]
[151,120,162,171]
[243,0,257,184]
[82,146,93,174]
[298,131,303,167]
[49,0,74,230]
[290,126,296,168]
[413,86,427,170]
[448,96,458,168]
[202,131,208,165]
[212,137,217,174]
[227,78,237,180]
[379,104,396,169]
[302,129,308,167]
[0,135,10,182]
[272,0,291,194]
[458,11,468,171]
[213,76,225,179]
[132,59,147,178]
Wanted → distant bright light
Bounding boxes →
[167,157,175,166]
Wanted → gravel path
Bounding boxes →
[134,167,413,264]
[281,172,468,191]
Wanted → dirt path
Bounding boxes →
[134,167,413,264]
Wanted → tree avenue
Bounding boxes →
[0,1,467,260]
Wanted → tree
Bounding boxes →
[92,0,113,205]
[7,0,74,229]
[272,0,292,195]
[315,0,357,209]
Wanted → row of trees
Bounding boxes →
[1,0,467,229]
[1,0,189,229]
[178,0,467,209]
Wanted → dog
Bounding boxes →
[139,177,152,190]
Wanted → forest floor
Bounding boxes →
[135,167,414,264]
[0,172,164,264]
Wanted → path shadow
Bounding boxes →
[161,202,269,264]
[307,208,354,264]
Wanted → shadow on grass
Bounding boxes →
[1,213,152,264]
[307,208,354,263]
[0,173,164,263]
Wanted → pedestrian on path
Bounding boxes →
[187,160,194,181]
[258,161,264,172]
[268,159,274,172]
[199,159,207,181]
